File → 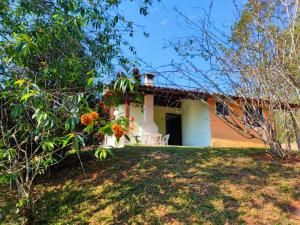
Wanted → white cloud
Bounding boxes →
[160,19,169,26]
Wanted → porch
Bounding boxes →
[106,90,212,148]
[105,73,214,148]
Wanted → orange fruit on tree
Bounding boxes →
[81,113,92,126]
[90,111,99,120]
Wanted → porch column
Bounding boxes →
[140,72,158,134]
[141,94,158,134]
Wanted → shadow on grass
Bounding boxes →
[0,187,17,223]
[12,147,300,224]
[33,184,90,224]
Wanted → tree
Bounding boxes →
[167,0,299,157]
[231,0,300,150]
[0,0,153,223]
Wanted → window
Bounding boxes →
[216,102,229,117]
[244,106,264,127]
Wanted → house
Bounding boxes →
[106,73,269,148]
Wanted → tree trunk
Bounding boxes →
[268,140,287,158]
[17,184,33,225]
[294,127,300,151]
[262,124,288,158]
[290,112,300,151]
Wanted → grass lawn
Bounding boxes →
[1,147,300,224]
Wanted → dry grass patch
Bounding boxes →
[1,147,300,224]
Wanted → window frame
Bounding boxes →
[215,102,229,117]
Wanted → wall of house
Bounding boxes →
[105,104,127,148]
[154,106,181,135]
[181,99,212,147]
[129,104,144,137]
[207,97,267,148]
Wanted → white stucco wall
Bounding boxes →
[181,99,212,147]
[129,104,144,137]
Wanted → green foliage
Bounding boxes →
[0,79,89,181]
[94,147,115,160]
[114,77,136,93]
[230,0,300,151]
[0,0,154,220]
[0,0,154,88]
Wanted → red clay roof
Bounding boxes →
[138,85,299,109]
[139,85,209,100]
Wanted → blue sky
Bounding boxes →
[120,0,242,84]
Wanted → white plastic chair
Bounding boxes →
[160,134,170,145]
[141,133,151,144]
[149,133,162,145]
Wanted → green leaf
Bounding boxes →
[106,148,115,158]
[11,105,22,118]
[129,81,134,92]
[65,119,70,131]
[62,133,75,147]
[32,108,40,119]
[87,77,94,87]
[36,112,48,127]
[72,138,79,151]
[14,79,26,86]
[16,41,27,53]
[94,147,114,160]
[124,134,130,142]
[20,90,37,102]
[0,173,17,185]
[4,148,16,161]
[42,141,55,151]
[114,79,120,90]
[135,94,144,103]
[83,124,94,134]
[65,117,77,131]
[98,124,113,135]
[76,135,85,147]
[52,14,59,19]
[100,149,107,159]
[0,149,4,160]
